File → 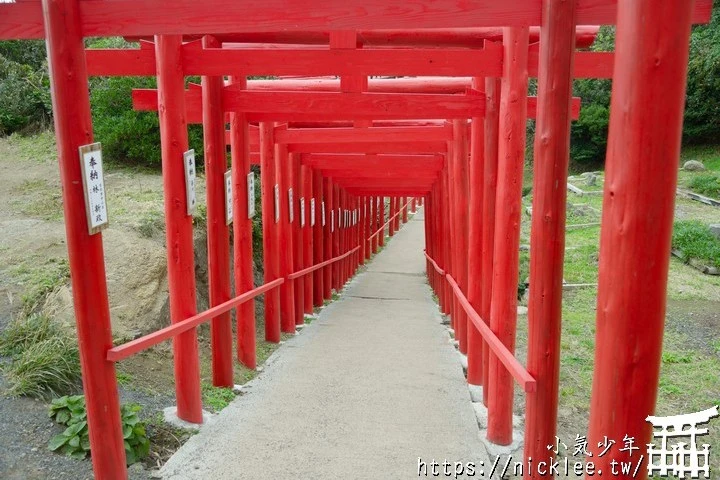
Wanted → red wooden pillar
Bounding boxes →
[260,122,281,343]
[378,197,385,247]
[467,88,485,387]
[394,197,401,231]
[402,197,409,223]
[360,196,367,264]
[301,163,314,314]
[275,127,296,334]
[291,152,304,326]
[389,197,396,236]
[587,2,694,475]
[487,27,530,445]
[333,184,341,291]
[42,0,127,475]
[482,76,501,406]
[364,197,371,260]
[229,76,256,369]
[440,164,453,316]
[322,178,333,299]
[412,197,418,213]
[368,197,378,255]
[340,190,348,284]
[443,153,456,334]
[451,119,470,355]
[155,35,204,424]
[524,0,576,465]
[313,170,325,306]
[202,35,233,388]
[425,190,435,284]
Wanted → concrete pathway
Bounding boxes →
[161,209,487,479]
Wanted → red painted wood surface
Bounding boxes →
[524,0,576,466]
[323,178,334,297]
[466,81,485,387]
[587,1,694,475]
[370,196,378,253]
[181,45,503,77]
[481,76,501,406]
[487,28,530,446]
[446,275,536,393]
[260,123,281,343]
[108,279,284,362]
[228,75,257,370]
[289,142,447,154]
[222,90,485,120]
[451,120,470,356]
[131,88,575,126]
[155,34,203,424]
[312,170,325,306]
[275,126,453,144]
[41,0,127,476]
[388,197,396,236]
[202,35,233,388]
[332,184,341,291]
[360,196,367,263]
[85,48,610,80]
[149,26,600,48]
[301,164,314,313]
[275,129,296,334]
[377,197,385,247]
[292,153,305,325]
[2,1,711,39]
[288,247,361,279]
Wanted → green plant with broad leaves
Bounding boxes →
[48,395,150,464]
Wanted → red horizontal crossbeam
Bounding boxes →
[288,246,360,280]
[132,89,579,122]
[149,27,600,48]
[333,178,436,187]
[445,274,536,393]
[106,278,285,362]
[289,142,447,155]
[275,126,453,144]
[303,154,444,170]
[85,48,612,79]
[1,1,711,39]
[321,170,439,179]
[182,44,503,77]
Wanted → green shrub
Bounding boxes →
[672,220,720,268]
[689,173,720,198]
[49,395,150,464]
[0,53,52,134]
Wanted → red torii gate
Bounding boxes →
[0,1,711,479]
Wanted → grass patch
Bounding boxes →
[672,220,720,268]
[303,315,314,325]
[144,413,196,470]
[4,335,80,398]
[7,131,57,164]
[689,173,720,198]
[135,210,165,238]
[201,383,238,413]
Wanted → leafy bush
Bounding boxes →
[49,395,150,464]
[689,173,720,198]
[0,53,52,134]
[672,220,720,268]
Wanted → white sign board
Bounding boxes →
[224,170,233,225]
[183,150,197,216]
[310,198,316,226]
[288,188,294,223]
[322,201,326,226]
[247,172,255,218]
[300,198,306,227]
[79,143,109,235]
[274,184,280,223]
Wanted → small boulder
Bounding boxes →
[585,173,598,186]
[710,224,720,240]
[683,160,706,171]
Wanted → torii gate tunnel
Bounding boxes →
[0,1,712,478]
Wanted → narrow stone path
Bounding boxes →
[161,210,486,479]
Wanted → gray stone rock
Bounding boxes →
[683,160,706,171]
[585,173,598,186]
[710,224,720,240]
